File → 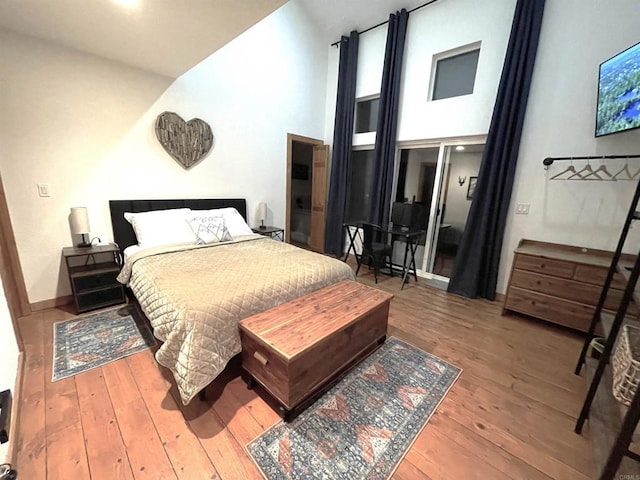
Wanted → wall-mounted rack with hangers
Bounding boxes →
[543,155,640,181]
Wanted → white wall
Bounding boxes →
[336,0,515,148]
[445,151,482,230]
[500,0,640,293]
[323,0,640,295]
[0,1,328,304]
[325,0,515,172]
[340,0,516,146]
[0,276,18,463]
[403,148,438,203]
[399,0,515,141]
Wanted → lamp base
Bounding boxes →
[259,225,267,230]
[76,233,92,248]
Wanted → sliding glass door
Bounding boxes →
[393,141,484,285]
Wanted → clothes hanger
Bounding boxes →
[582,157,613,180]
[550,157,583,180]
[568,159,603,180]
[613,157,634,181]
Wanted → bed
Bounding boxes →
[110,198,355,404]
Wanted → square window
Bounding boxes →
[432,48,480,100]
[355,98,379,133]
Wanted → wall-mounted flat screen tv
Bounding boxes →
[596,41,640,137]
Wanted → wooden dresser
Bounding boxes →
[503,239,636,332]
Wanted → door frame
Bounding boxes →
[394,135,487,282]
[0,174,29,340]
[286,133,324,244]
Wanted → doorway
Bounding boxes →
[393,142,484,285]
[286,134,328,253]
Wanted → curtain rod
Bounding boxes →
[330,0,440,47]
[543,154,640,166]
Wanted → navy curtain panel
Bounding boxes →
[325,31,359,257]
[369,9,409,228]
[447,0,546,300]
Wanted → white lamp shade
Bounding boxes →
[70,207,90,234]
[258,202,267,222]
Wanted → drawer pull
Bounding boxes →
[253,351,268,366]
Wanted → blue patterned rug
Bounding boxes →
[52,304,156,381]
[247,337,461,480]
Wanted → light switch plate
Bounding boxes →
[37,183,50,197]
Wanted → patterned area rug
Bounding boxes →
[247,337,461,479]
[52,304,156,381]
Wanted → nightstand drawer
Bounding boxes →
[76,286,124,312]
[73,270,119,293]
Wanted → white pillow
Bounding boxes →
[124,208,195,247]
[122,244,141,261]
[187,215,233,245]
[189,208,253,237]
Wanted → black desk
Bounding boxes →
[387,226,424,289]
[342,222,363,263]
[343,223,424,289]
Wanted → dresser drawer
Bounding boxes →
[604,288,638,316]
[574,264,626,289]
[505,287,594,332]
[514,254,575,279]
[510,270,600,305]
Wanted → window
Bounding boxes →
[431,46,480,100]
[346,149,375,222]
[355,97,379,133]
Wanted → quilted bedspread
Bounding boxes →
[117,235,355,404]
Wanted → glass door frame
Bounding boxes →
[393,135,487,283]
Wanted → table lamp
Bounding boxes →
[258,202,267,229]
[70,207,92,248]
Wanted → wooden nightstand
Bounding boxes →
[252,226,284,241]
[62,244,125,313]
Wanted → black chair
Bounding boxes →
[355,222,393,283]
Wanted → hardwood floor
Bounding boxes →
[14,271,593,479]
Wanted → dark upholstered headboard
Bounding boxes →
[109,198,247,251]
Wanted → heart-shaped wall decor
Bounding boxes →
[155,111,214,170]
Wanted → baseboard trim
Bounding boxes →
[6,350,24,465]
[30,295,72,312]
[495,292,505,302]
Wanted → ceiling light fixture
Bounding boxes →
[455,146,465,151]
[112,0,141,9]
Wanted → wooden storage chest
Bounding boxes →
[239,280,393,417]
[503,239,636,332]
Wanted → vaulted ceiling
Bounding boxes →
[0,0,433,78]
[0,0,287,78]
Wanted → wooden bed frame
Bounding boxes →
[109,198,247,251]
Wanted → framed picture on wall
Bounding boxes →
[467,176,477,200]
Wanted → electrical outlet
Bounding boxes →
[37,183,50,197]
[516,203,530,215]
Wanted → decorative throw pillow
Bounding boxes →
[189,207,254,237]
[187,215,233,245]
